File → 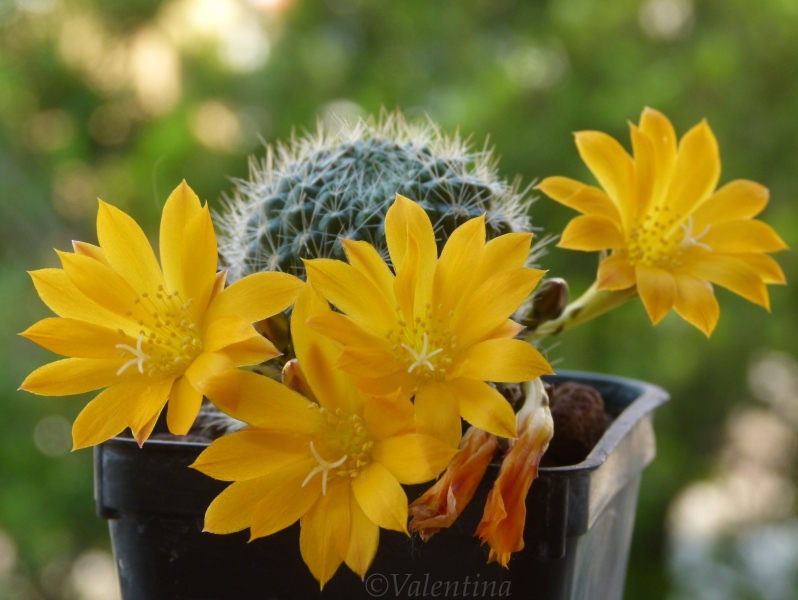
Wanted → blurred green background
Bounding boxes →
[1,0,797,598]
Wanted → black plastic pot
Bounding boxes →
[95,372,668,600]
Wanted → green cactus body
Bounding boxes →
[217,111,536,281]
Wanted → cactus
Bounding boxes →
[216,111,539,282]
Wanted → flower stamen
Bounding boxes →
[302,440,347,496]
[678,215,712,252]
[402,332,443,374]
[116,333,150,376]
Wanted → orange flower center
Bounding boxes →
[302,407,374,494]
[626,208,711,268]
[115,285,203,378]
[386,305,457,382]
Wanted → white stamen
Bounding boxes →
[402,332,443,373]
[302,440,347,496]
[116,333,150,376]
[679,215,712,251]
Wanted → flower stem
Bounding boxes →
[524,282,638,343]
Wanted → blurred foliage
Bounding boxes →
[1,0,797,598]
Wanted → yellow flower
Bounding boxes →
[304,194,553,447]
[538,108,787,336]
[192,284,456,587]
[20,182,303,448]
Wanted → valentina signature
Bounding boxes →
[365,573,511,597]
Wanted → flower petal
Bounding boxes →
[341,239,395,297]
[673,274,720,337]
[701,220,787,253]
[203,459,318,534]
[693,180,770,228]
[362,393,415,441]
[336,346,401,378]
[71,381,149,449]
[558,215,625,251]
[384,194,437,279]
[183,351,236,395]
[204,316,266,353]
[180,205,218,320]
[475,232,533,280]
[72,241,110,265]
[222,335,281,367]
[20,318,127,359]
[636,264,677,325]
[373,433,457,484]
[393,230,421,323]
[455,339,553,383]
[205,271,303,325]
[250,461,323,539]
[29,269,129,330]
[160,181,202,296]
[20,358,124,396]
[306,311,390,349]
[543,180,621,222]
[345,487,379,580]
[639,107,677,208]
[574,130,635,222]
[732,253,786,284]
[126,377,173,445]
[454,267,545,349]
[414,381,462,448]
[597,254,637,290]
[667,119,721,216]
[192,429,311,481]
[166,376,204,436]
[685,255,770,309]
[305,259,396,333]
[96,201,163,294]
[352,462,408,533]
[202,369,323,434]
[432,215,485,315]
[447,378,517,439]
[629,123,657,217]
[300,480,351,588]
[535,176,584,202]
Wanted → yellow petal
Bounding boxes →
[630,123,656,217]
[205,271,303,325]
[732,253,786,284]
[373,434,457,484]
[20,358,124,396]
[362,394,415,441]
[96,200,163,294]
[455,338,553,383]
[58,251,150,323]
[136,404,164,447]
[306,311,390,349]
[685,255,770,309]
[20,318,127,359]
[166,376,203,436]
[345,487,379,580]
[204,316,267,353]
[71,381,148,449]
[336,346,401,378]
[475,232,533,281]
[202,369,323,434]
[72,241,110,265]
[393,230,420,323]
[535,176,584,202]
[203,459,317,534]
[292,284,356,414]
[667,119,720,216]
[209,270,227,304]
[639,107,677,208]
[574,130,635,222]
[558,215,625,251]
[432,215,485,314]
[384,194,437,279]
[160,180,202,296]
[447,378,518,439]
[701,220,788,253]
[222,335,281,367]
[341,239,395,297]
[487,319,526,340]
[304,259,396,333]
[673,274,720,337]
[29,269,129,330]
[351,462,408,533]
[414,381,462,448]
[300,480,351,588]
[192,429,311,481]
[636,264,677,324]
[355,370,415,399]
[250,461,322,539]
[693,180,769,228]
[545,181,621,223]
[597,253,637,290]
[183,351,236,395]
[454,267,545,349]
[181,205,218,321]
[126,378,173,445]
